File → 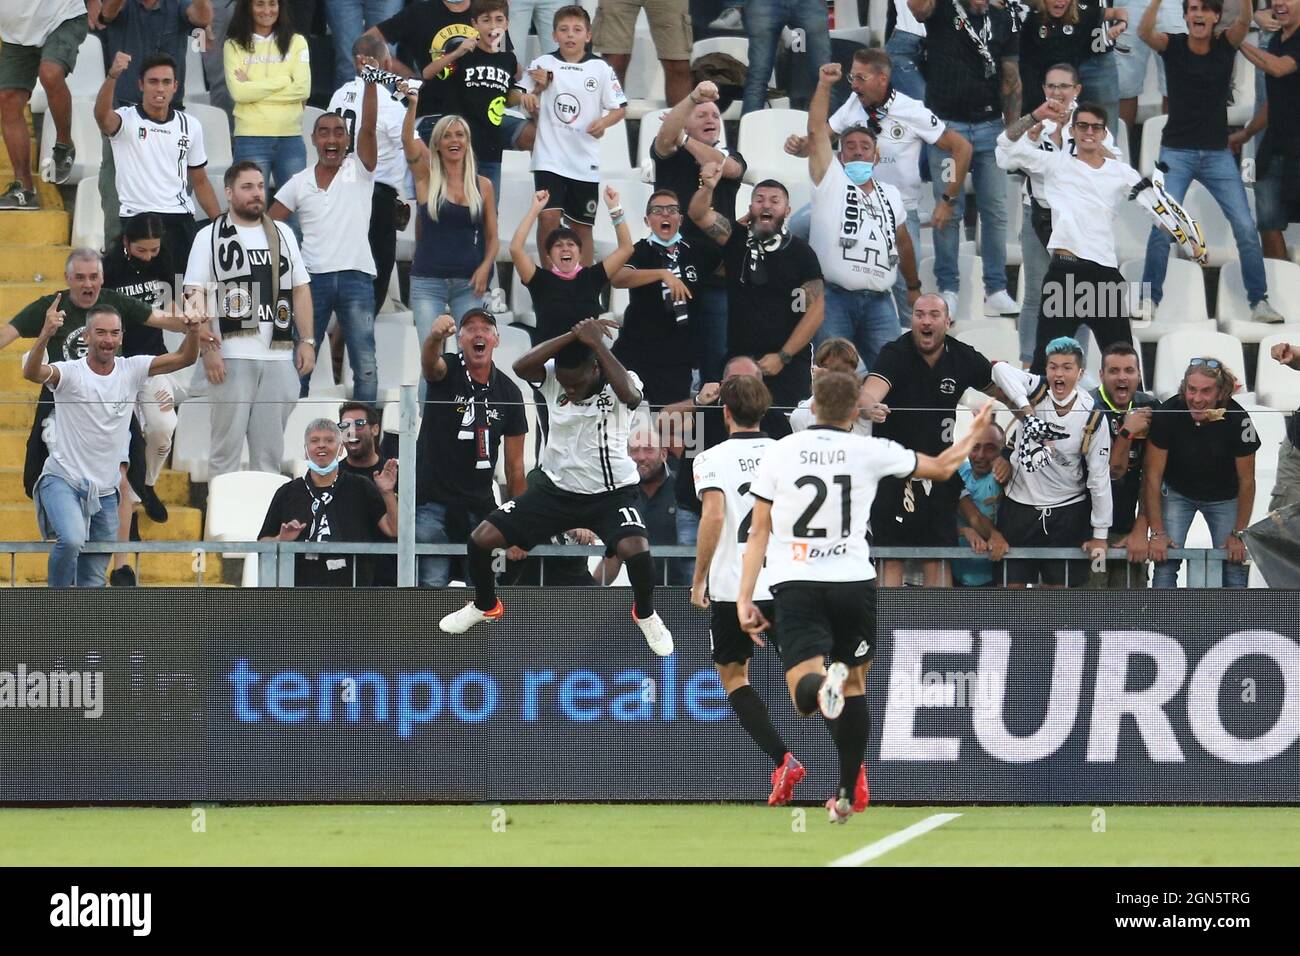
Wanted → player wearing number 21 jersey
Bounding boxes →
[738,371,993,823]
[691,376,806,808]
[440,319,674,657]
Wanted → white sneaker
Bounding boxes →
[709,6,744,30]
[984,289,1020,316]
[1252,299,1285,324]
[1132,299,1156,324]
[826,795,854,824]
[439,600,503,634]
[634,610,674,656]
[940,290,960,321]
[818,662,849,720]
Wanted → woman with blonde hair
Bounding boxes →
[402,103,499,354]
[1144,357,1259,588]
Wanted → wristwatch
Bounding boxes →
[1118,427,1132,439]
[1229,530,1245,540]
[301,337,316,348]
[942,193,958,204]
[778,349,793,366]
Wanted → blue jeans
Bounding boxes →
[308,270,378,402]
[885,30,926,102]
[1152,485,1248,589]
[417,499,490,587]
[891,206,921,326]
[232,134,307,195]
[690,284,729,385]
[507,0,566,58]
[34,476,119,588]
[928,119,1008,296]
[324,0,403,89]
[742,0,832,114]
[675,504,699,585]
[411,274,486,400]
[1142,147,1268,307]
[1078,52,1120,138]
[819,286,899,374]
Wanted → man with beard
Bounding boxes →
[610,189,723,408]
[339,401,397,586]
[1090,342,1157,587]
[1138,0,1282,323]
[652,80,747,383]
[184,160,316,479]
[991,336,1112,588]
[859,293,999,586]
[23,303,202,587]
[688,167,824,424]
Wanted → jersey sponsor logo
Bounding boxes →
[939,377,957,395]
[554,93,581,124]
[499,499,516,513]
[791,540,850,561]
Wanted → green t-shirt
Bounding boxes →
[8,288,153,363]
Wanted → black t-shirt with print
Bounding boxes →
[526,264,609,342]
[869,332,994,457]
[1161,33,1237,151]
[102,244,171,357]
[258,473,388,586]
[340,452,396,585]
[439,47,518,163]
[9,288,153,363]
[1018,6,1104,114]
[1148,397,1261,502]
[417,353,527,509]
[1090,387,1158,535]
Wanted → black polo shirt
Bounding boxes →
[869,332,994,456]
[417,353,528,510]
[1090,386,1157,536]
[526,264,608,342]
[652,142,748,246]
[721,227,823,407]
[1148,397,1260,502]
[921,0,1019,123]
[612,237,724,407]
[257,473,388,587]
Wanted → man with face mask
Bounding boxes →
[806,63,921,375]
[258,418,398,587]
[610,189,724,407]
[689,167,825,424]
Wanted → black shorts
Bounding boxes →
[770,580,878,671]
[534,170,599,227]
[870,474,960,548]
[997,497,1091,587]
[484,468,647,551]
[709,600,777,666]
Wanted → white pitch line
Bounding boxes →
[826,812,963,867]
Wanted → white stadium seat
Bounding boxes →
[952,323,1019,364]
[1216,258,1300,343]
[620,28,667,121]
[39,99,101,185]
[187,102,234,202]
[496,176,540,263]
[301,105,324,168]
[71,177,104,252]
[919,254,983,322]
[1137,114,1167,175]
[1135,50,1163,124]
[1120,257,1212,344]
[598,119,635,178]
[205,471,291,579]
[1256,333,1300,411]
[30,34,103,114]
[185,45,210,106]
[1152,330,1248,402]
[1182,181,1238,266]
[1226,49,1255,127]
[738,109,809,185]
[307,337,347,398]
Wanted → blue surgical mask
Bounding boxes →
[306,458,339,476]
[648,231,682,248]
[844,160,874,185]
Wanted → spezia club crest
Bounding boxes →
[275,301,292,331]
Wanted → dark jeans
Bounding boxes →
[370,181,398,311]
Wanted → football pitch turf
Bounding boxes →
[2,805,1297,866]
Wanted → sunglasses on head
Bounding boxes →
[1189,358,1223,371]
[339,418,370,429]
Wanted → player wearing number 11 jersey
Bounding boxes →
[738,371,993,823]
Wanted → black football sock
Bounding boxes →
[624,550,656,618]
[727,685,788,766]
[794,673,823,716]
[836,695,869,796]
[468,540,498,611]
[822,714,840,743]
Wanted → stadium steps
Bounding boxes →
[0,343,220,585]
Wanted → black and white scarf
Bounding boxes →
[742,225,791,286]
[456,354,494,470]
[653,241,690,323]
[841,178,899,268]
[952,0,997,78]
[209,212,295,347]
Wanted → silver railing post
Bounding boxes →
[397,382,418,588]
[258,546,277,586]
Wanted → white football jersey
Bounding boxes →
[534,358,642,494]
[693,432,776,602]
[750,426,916,585]
[520,53,626,183]
[109,106,208,217]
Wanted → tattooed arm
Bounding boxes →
[688,161,733,246]
[1000,59,1022,130]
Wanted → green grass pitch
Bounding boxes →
[2,805,1297,866]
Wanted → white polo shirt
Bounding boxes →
[109,106,208,217]
[273,155,378,276]
[830,89,943,212]
[327,78,409,194]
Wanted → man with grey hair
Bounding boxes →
[258,417,398,586]
[22,302,202,587]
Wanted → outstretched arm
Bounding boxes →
[1138,0,1170,52]
[688,162,733,246]
[511,190,548,285]
[807,63,840,186]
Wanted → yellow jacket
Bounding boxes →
[224,32,311,138]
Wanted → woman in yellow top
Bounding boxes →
[224,0,311,196]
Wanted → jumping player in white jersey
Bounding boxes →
[738,370,993,823]
[440,317,674,656]
[691,375,806,806]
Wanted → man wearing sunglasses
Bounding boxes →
[996,96,1144,373]
[338,401,398,586]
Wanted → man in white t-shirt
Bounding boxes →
[273,67,380,403]
[807,63,921,375]
[24,300,202,587]
[787,48,972,323]
[94,51,222,266]
[737,370,992,822]
[185,160,316,479]
[328,36,410,311]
